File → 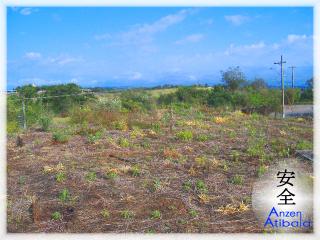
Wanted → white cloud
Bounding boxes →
[224,41,266,55]
[19,8,38,16]
[47,55,83,65]
[130,72,142,80]
[94,33,111,41]
[175,34,204,44]
[287,34,308,43]
[95,9,194,46]
[24,52,42,60]
[225,15,249,26]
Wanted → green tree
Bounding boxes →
[221,66,247,91]
[249,78,267,90]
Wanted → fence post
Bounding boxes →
[22,98,27,130]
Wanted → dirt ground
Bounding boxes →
[7,111,313,233]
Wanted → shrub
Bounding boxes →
[85,172,97,182]
[114,120,128,131]
[176,130,193,141]
[195,156,207,166]
[182,180,193,192]
[106,169,118,179]
[150,210,161,219]
[38,115,52,131]
[52,132,69,143]
[196,134,209,142]
[51,211,62,220]
[101,209,110,219]
[151,179,162,192]
[189,209,198,218]
[58,188,70,202]
[296,140,312,150]
[195,180,208,193]
[87,130,103,143]
[118,137,130,148]
[55,172,66,183]
[257,165,267,177]
[120,210,134,219]
[130,165,141,177]
[230,175,244,185]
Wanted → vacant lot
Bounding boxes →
[7,109,313,233]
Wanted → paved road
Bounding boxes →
[284,104,313,117]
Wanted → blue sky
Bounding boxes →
[7,7,313,89]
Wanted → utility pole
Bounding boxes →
[289,66,296,88]
[274,55,286,119]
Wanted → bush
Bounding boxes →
[121,90,155,111]
[230,175,244,185]
[176,130,193,141]
[52,132,69,143]
[296,140,312,150]
[150,210,161,219]
[58,188,70,202]
[39,115,52,131]
[51,211,62,220]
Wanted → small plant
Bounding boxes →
[197,134,208,142]
[18,176,26,185]
[87,131,102,144]
[182,180,193,192]
[118,137,130,148]
[39,115,52,132]
[58,188,70,202]
[55,172,66,183]
[151,178,162,192]
[106,169,118,179]
[247,139,265,157]
[151,122,161,133]
[195,156,207,166]
[195,180,208,193]
[114,120,128,131]
[231,150,240,162]
[101,209,110,219]
[141,139,151,148]
[230,175,244,185]
[257,164,267,177]
[51,211,62,220]
[213,116,227,124]
[296,140,312,150]
[150,210,161,219]
[130,165,141,177]
[120,210,134,219]
[176,130,193,141]
[85,171,97,182]
[163,148,181,159]
[52,132,69,143]
[189,209,198,218]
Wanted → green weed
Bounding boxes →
[55,172,66,183]
[58,188,70,202]
[230,175,244,185]
[176,130,193,141]
[52,132,69,143]
[195,180,208,193]
[101,209,110,219]
[85,172,97,182]
[120,210,134,219]
[51,211,62,220]
[150,210,161,219]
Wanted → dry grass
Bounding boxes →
[7,110,313,233]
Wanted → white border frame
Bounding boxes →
[1,1,319,240]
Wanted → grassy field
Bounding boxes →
[7,106,313,233]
